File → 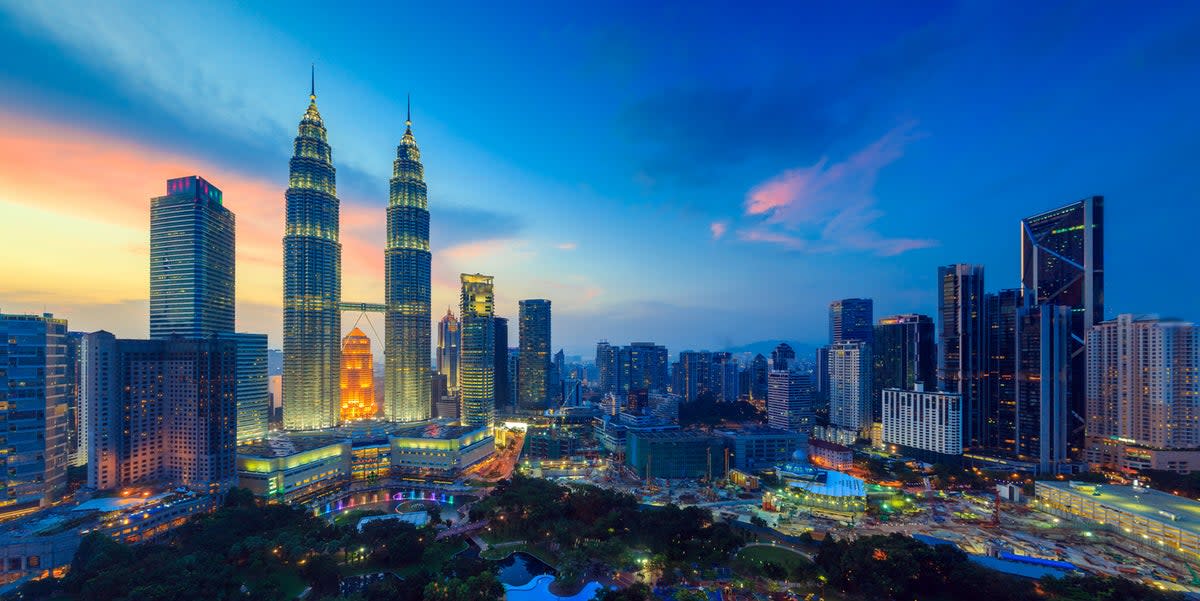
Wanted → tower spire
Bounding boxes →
[310,63,315,100]
[405,94,412,129]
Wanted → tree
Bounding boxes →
[595,583,653,601]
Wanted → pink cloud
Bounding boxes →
[735,123,936,256]
[710,221,728,240]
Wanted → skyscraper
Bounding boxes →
[771,343,796,370]
[384,103,432,423]
[675,351,714,401]
[283,78,341,431]
[1021,196,1104,454]
[340,327,376,421]
[829,341,872,436]
[829,298,874,344]
[596,341,618,393]
[459,274,495,428]
[750,354,769,401]
[0,312,68,518]
[986,289,1021,452]
[938,264,988,449]
[872,314,936,425]
[84,332,238,490]
[65,331,86,467]
[224,332,269,444]
[1015,304,1071,473]
[767,367,813,434]
[518,299,552,410]
[1086,315,1200,473]
[628,342,670,392]
[437,309,461,394]
[149,176,234,339]
[493,316,509,411]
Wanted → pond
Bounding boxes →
[495,551,555,587]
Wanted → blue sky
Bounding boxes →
[0,1,1197,357]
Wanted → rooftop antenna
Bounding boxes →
[310,63,315,100]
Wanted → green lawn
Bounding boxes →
[736,545,811,573]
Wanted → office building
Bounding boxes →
[340,327,376,421]
[938,264,988,449]
[518,299,552,410]
[506,347,520,411]
[65,331,87,467]
[493,316,509,411]
[628,342,670,392]
[459,274,495,428]
[1015,304,1071,473]
[829,341,872,436]
[675,351,714,401]
[814,345,830,404]
[767,367,813,434]
[771,342,796,370]
[283,81,342,431]
[881,385,963,464]
[986,289,1021,453]
[595,341,617,393]
[437,308,460,393]
[84,332,238,491]
[749,354,768,400]
[1086,315,1200,473]
[713,352,740,402]
[718,428,805,471]
[829,298,874,344]
[626,431,725,479]
[1021,197,1104,453]
[149,175,235,339]
[224,332,269,444]
[872,314,936,425]
[384,106,432,423]
[0,312,69,518]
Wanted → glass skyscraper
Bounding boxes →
[518,299,552,410]
[149,176,234,339]
[437,308,461,394]
[459,274,495,428]
[872,313,936,423]
[829,298,874,344]
[493,316,509,411]
[283,82,342,431]
[938,264,988,449]
[1021,196,1103,454]
[384,107,432,422]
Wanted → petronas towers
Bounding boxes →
[282,76,432,429]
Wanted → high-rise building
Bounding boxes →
[829,298,874,344]
[1086,315,1200,473]
[627,342,669,393]
[551,349,565,404]
[459,274,495,428]
[518,299,552,410]
[1015,304,1071,473]
[938,264,988,449]
[872,314,936,425]
[0,312,69,518]
[881,385,962,464]
[437,308,461,393]
[986,289,1021,452]
[713,352,740,402]
[1021,196,1104,454]
[829,341,872,435]
[771,343,796,370]
[493,317,509,411]
[814,346,830,404]
[675,351,714,402]
[340,327,376,421]
[506,348,520,410]
[384,105,432,423]
[596,341,618,393]
[224,332,269,444]
[767,367,813,434]
[65,331,87,467]
[750,354,768,401]
[84,332,238,491]
[149,176,235,340]
[283,80,342,431]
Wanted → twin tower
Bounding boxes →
[282,79,431,430]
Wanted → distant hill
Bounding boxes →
[722,339,818,359]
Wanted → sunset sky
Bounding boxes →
[1,1,1198,356]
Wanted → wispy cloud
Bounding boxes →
[733,124,937,256]
[555,242,578,251]
[710,221,728,240]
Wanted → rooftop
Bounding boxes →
[1039,481,1200,536]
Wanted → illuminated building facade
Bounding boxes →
[938,263,988,449]
[1021,196,1104,454]
[340,327,377,421]
[437,308,460,394]
[829,298,874,344]
[872,313,936,424]
[384,105,432,423]
[767,366,813,434]
[518,299,552,410]
[149,176,234,340]
[0,312,69,518]
[1015,304,1071,473]
[223,332,269,444]
[1085,315,1200,473]
[829,341,872,435]
[459,274,496,427]
[986,288,1021,452]
[881,385,963,464]
[283,80,342,431]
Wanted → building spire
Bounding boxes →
[405,93,412,129]
[310,63,316,100]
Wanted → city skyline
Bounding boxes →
[2,3,1199,358]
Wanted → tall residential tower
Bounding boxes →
[384,103,432,422]
[459,275,496,427]
[282,77,342,430]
